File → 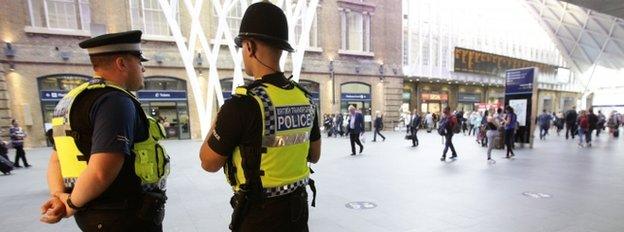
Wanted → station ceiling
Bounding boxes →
[524,0,624,73]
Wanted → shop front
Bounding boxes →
[340,82,372,131]
[138,76,191,139]
[38,74,91,145]
[420,92,448,114]
[457,92,481,112]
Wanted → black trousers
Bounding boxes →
[373,128,385,141]
[12,144,28,167]
[74,205,164,232]
[565,123,577,139]
[504,129,515,156]
[411,129,419,146]
[238,188,309,232]
[349,133,363,155]
[442,133,456,157]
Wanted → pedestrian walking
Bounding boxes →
[9,119,30,168]
[372,111,386,142]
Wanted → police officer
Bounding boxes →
[40,30,169,231]
[199,2,321,231]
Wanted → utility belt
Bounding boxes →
[229,178,316,232]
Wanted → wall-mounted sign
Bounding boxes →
[421,93,448,101]
[40,91,68,101]
[341,93,371,101]
[138,91,187,101]
[458,93,481,103]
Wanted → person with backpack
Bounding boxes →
[578,110,589,147]
[502,106,517,158]
[439,106,458,161]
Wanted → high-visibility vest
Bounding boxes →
[51,78,170,190]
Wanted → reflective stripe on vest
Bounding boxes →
[229,83,314,191]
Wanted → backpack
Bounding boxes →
[451,116,461,134]
[580,117,589,129]
[438,115,458,135]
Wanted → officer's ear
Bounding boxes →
[113,56,127,71]
[247,40,257,57]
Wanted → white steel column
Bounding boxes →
[159,0,318,137]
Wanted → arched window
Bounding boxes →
[139,76,191,139]
[37,74,91,146]
[144,76,186,90]
[299,80,320,107]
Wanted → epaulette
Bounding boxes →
[86,77,107,89]
[233,86,249,97]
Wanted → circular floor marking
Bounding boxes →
[345,201,377,210]
[523,192,553,199]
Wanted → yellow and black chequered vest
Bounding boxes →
[225,81,315,198]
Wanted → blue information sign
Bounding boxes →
[341,93,371,101]
[505,68,535,95]
[138,91,187,101]
[40,91,68,101]
[310,92,320,101]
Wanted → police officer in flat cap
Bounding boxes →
[40,30,170,232]
[199,1,321,231]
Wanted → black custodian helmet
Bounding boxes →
[234,1,295,52]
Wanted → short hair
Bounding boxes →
[89,53,130,70]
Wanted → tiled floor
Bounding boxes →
[1,130,623,231]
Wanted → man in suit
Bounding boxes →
[347,105,365,156]
[410,109,421,147]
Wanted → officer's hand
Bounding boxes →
[58,193,76,218]
[40,197,66,224]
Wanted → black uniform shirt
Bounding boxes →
[208,73,321,157]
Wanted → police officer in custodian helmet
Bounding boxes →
[199,1,321,231]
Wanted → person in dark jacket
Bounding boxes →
[409,109,421,147]
[347,105,365,156]
[335,112,344,137]
[565,106,578,140]
[503,106,517,158]
[538,110,553,140]
[372,111,385,142]
[586,107,598,147]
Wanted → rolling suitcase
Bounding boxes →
[0,155,14,174]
